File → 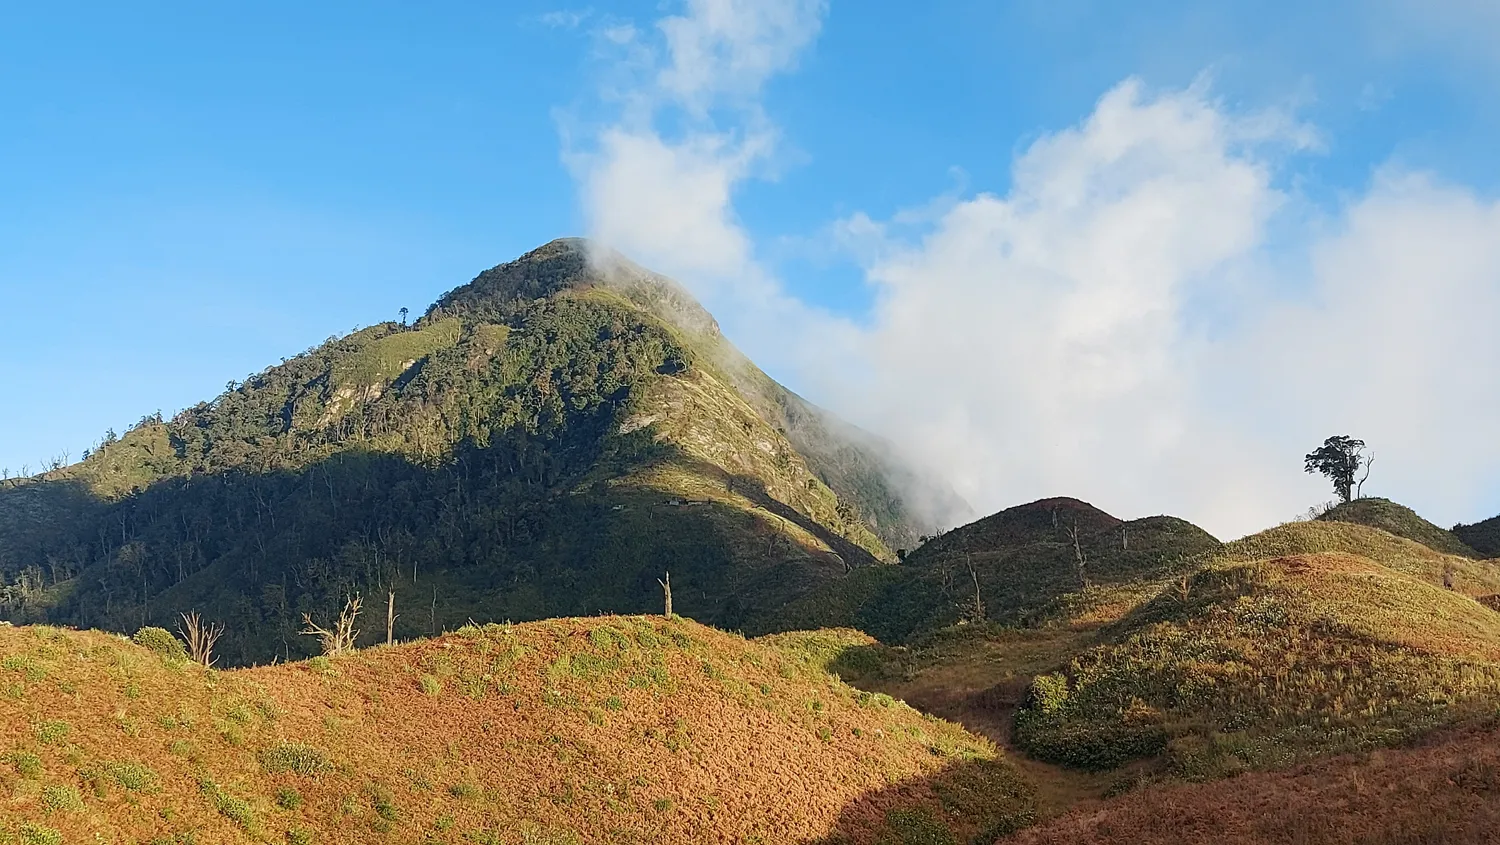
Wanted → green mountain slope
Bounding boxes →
[0,240,958,664]
[759,497,1221,644]
[1454,513,1500,558]
[1316,497,1480,558]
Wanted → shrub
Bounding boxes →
[276,786,304,809]
[35,720,70,745]
[133,626,188,661]
[371,786,399,821]
[104,760,159,792]
[420,674,442,695]
[259,743,330,776]
[41,784,85,813]
[1026,673,1070,714]
[286,828,312,845]
[7,751,42,779]
[202,779,258,832]
[18,823,63,845]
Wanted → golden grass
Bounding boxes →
[0,617,1026,844]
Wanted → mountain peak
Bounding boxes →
[430,238,721,341]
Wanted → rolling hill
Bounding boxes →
[0,240,961,665]
[761,498,1221,644]
[1316,497,1481,558]
[0,616,1034,844]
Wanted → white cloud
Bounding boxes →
[563,3,1500,540]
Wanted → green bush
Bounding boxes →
[133,626,188,661]
[18,823,63,845]
[7,751,42,779]
[42,784,85,813]
[276,786,304,809]
[1026,673,1070,713]
[34,720,70,745]
[104,760,159,792]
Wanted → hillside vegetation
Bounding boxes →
[763,498,1220,644]
[0,617,1034,844]
[1316,497,1481,558]
[0,240,960,665]
[1012,545,1500,777]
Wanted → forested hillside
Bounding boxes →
[0,240,958,664]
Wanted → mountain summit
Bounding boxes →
[0,240,962,664]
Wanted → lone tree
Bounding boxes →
[399,307,409,327]
[1304,435,1369,503]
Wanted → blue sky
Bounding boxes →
[4,1,1499,536]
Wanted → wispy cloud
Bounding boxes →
[535,9,593,30]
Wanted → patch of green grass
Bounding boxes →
[276,786,304,810]
[2,654,47,683]
[41,784,85,813]
[201,778,258,833]
[420,674,442,696]
[7,751,42,779]
[34,720,70,745]
[370,785,399,821]
[17,823,63,845]
[286,828,313,845]
[103,760,159,792]
[259,742,331,776]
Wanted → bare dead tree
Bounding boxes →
[178,611,224,668]
[962,556,985,622]
[1355,452,1376,499]
[386,590,397,646]
[301,595,362,656]
[1065,520,1091,589]
[658,571,673,618]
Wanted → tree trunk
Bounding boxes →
[658,572,673,618]
[386,590,396,646]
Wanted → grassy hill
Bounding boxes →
[0,617,1035,844]
[1316,497,1481,558]
[0,240,960,665]
[1012,546,1500,776]
[759,498,1220,644]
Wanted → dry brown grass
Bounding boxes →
[0,617,1023,844]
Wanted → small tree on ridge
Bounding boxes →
[1304,435,1368,504]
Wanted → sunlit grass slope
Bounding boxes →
[0,617,1032,844]
[1013,550,1500,777]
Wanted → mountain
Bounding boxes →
[1316,497,1481,558]
[1453,513,1500,558]
[762,497,1221,644]
[0,616,1034,844]
[0,239,960,665]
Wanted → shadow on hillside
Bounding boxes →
[801,755,1038,845]
[0,435,876,666]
